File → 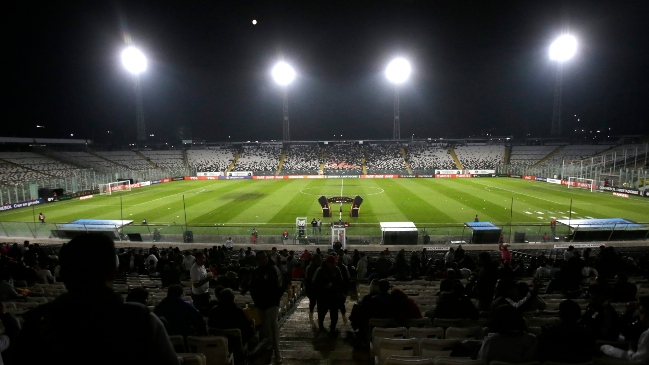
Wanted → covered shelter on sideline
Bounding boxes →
[557,218,649,242]
[52,219,134,240]
[463,222,502,244]
[380,222,418,245]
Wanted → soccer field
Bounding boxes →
[1,178,647,230]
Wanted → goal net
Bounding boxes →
[567,177,596,192]
[99,181,132,195]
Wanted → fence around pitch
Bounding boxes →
[0,221,647,245]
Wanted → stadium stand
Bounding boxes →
[187,147,237,173]
[281,144,321,174]
[364,144,407,174]
[536,144,615,167]
[57,151,127,170]
[0,152,80,183]
[508,145,557,167]
[140,150,186,169]
[95,151,155,170]
[324,144,363,174]
[407,145,456,171]
[231,145,281,172]
[454,145,505,170]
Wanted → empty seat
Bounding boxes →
[434,357,485,365]
[187,336,234,365]
[445,327,484,341]
[419,338,460,359]
[376,338,419,365]
[372,327,408,359]
[408,327,445,341]
[386,356,435,365]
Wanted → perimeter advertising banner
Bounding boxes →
[522,175,535,180]
[435,174,472,178]
[0,198,44,211]
[184,176,252,180]
[435,170,463,175]
[599,186,648,198]
[197,172,223,177]
[361,174,399,178]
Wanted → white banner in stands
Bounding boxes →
[228,171,252,177]
[467,170,495,174]
[547,178,562,184]
[197,172,223,177]
[435,170,463,175]
[554,243,602,249]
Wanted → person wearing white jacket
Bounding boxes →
[600,296,649,363]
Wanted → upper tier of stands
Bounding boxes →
[454,145,504,169]
[0,152,79,185]
[58,151,126,170]
[187,148,236,172]
[407,146,456,170]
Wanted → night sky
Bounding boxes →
[5,0,649,144]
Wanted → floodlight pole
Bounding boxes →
[551,63,563,135]
[393,86,400,140]
[282,86,290,141]
[132,75,146,142]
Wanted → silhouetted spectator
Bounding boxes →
[155,284,207,338]
[125,287,149,305]
[433,282,479,320]
[478,304,538,363]
[580,283,621,341]
[611,273,638,303]
[538,299,596,363]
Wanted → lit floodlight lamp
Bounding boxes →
[121,46,147,75]
[385,58,411,84]
[549,35,577,62]
[272,62,295,86]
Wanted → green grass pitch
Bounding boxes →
[1,178,646,236]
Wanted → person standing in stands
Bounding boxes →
[190,252,213,315]
[38,213,45,223]
[251,228,258,244]
[15,233,178,365]
[313,255,344,336]
[250,251,284,364]
[550,219,557,238]
[317,218,322,234]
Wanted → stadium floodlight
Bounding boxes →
[385,58,411,84]
[549,35,577,136]
[272,61,295,141]
[272,62,295,86]
[385,57,411,140]
[549,35,577,62]
[121,46,147,141]
[121,46,147,75]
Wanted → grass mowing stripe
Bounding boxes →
[392,179,457,223]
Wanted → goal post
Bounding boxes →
[567,177,596,192]
[99,181,132,195]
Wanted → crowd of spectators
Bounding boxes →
[1,236,648,364]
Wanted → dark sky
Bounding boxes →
[5,0,649,143]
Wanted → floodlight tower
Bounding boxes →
[385,58,411,140]
[549,35,577,135]
[121,46,148,141]
[272,62,296,141]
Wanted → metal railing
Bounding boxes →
[2,221,647,245]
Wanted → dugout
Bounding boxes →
[464,222,502,244]
[380,222,418,245]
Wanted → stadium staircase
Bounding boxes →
[400,147,412,174]
[227,152,241,173]
[361,157,367,175]
[531,146,564,167]
[182,150,189,168]
[251,287,367,365]
[276,150,286,175]
[319,148,325,174]
[89,151,130,170]
[448,147,463,169]
[135,151,160,169]
[504,145,512,165]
